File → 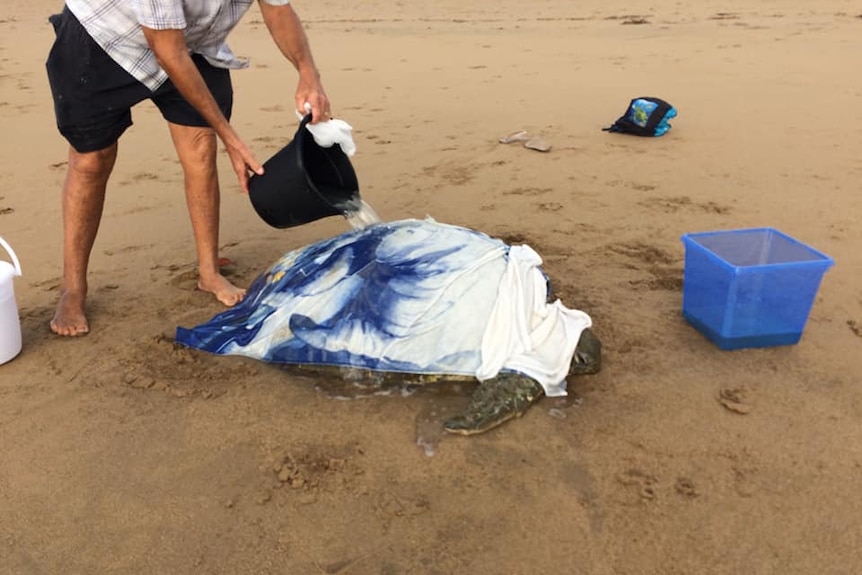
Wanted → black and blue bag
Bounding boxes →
[603,97,677,137]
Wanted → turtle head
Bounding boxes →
[568,328,602,376]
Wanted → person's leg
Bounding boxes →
[153,54,244,306]
[50,144,118,336]
[46,7,150,335]
[166,123,245,306]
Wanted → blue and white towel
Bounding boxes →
[175,218,592,397]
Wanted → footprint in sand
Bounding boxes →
[674,477,699,499]
[616,468,659,501]
[604,14,647,24]
[117,172,162,186]
[502,186,552,197]
[170,269,202,291]
[603,241,683,292]
[709,12,740,21]
[169,259,239,291]
[30,278,61,292]
[620,16,650,25]
[638,195,732,215]
[732,466,758,498]
[718,387,751,415]
[103,244,153,257]
[629,268,684,292]
[537,202,563,212]
[606,241,676,265]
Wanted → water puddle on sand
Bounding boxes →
[308,374,473,457]
[412,384,473,457]
[339,197,383,230]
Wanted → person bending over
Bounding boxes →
[45,0,331,336]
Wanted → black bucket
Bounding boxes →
[248,114,359,229]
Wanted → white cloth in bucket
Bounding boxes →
[305,119,356,157]
[295,109,357,157]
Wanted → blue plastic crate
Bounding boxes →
[681,228,834,350]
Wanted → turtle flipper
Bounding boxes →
[444,372,544,436]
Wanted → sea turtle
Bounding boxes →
[176,218,602,435]
[288,326,601,435]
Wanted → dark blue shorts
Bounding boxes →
[45,6,234,153]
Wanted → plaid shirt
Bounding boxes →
[66,0,291,91]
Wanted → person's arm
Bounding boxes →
[141,27,263,192]
[258,1,331,123]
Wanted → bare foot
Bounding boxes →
[198,273,246,306]
[50,291,90,336]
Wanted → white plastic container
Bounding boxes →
[0,236,23,365]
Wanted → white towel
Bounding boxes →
[305,119,357,157]
[477,244,592,397]
[295,109,357,157]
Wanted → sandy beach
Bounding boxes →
[2,1,861,573]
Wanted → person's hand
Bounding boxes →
[224,137,264,194]
[295,75,331,123]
